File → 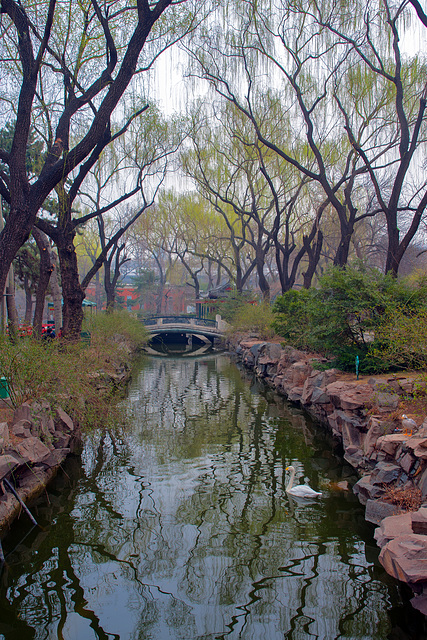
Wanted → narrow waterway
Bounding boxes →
[0,352,426,639]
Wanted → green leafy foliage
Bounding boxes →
[272,264,427,373]
[372,308,427,370]
[271,288,314,348]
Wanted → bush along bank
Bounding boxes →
[228,333,427,615]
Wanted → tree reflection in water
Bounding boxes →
[1,353,426,639]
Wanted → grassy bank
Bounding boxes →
[0,311,148,430]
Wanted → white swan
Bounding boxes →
[285,466,322,498]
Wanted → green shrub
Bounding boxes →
[0,337,61,408]
[229,301,275,339]
[214,292,258,323]
[85,310,148,351]
[272,288,315,348]
[372,308,427,370]
[329,345,393,374]
[272,263,427,373]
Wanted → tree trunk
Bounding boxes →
[0,205,34,304]
[95,270,102,311]
[23,275,33,324]
[49,249,63,332]
[32,227,53,337]
[5,266,19,339]
[255,247,270,302]
[216,263,222,287]
[56,231,85,340]
[105,284,116,312]
[385,224,400,276]
[333,223,353,268]
[234,259,243,293]
[302,231,323,289]
[104,260,116,313]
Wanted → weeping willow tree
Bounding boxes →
[182,0,427,277]
[181,98,332,293]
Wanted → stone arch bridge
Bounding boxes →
[142,315,228,345]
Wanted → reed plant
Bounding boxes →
[228,302,276,340]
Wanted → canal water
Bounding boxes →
[0,352,426,639]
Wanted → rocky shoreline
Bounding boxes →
[228,334,427,615]
[0,400,82,535]
[0,347,132,538]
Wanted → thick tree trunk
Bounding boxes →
[235,262,243,293]
[56,231,85,339]
[32,227,53,337]
[385,225,400,276]
[105,286,116,312]
[0,205,34,304]
[5,266,19,339]
[333,224,353,268]
[49,249,63,331]
[256,248,270,302]
[23,275,33,324]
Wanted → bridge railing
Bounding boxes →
[143,315,217,328]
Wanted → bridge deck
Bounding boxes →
[143,315,226,338]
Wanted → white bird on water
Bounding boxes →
[285,466,322,498]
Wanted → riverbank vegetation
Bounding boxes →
[272,265,427,374]
[0,312,148,430]
[227,264,427,377]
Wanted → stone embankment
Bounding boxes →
[0,343,132,537]
[229,334,427,614]
[0,401,82,533]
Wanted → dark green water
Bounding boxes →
[0,353,426,639]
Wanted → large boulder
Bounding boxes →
[365,499,404,525]
[379,534,427,585]
[364,417,388,458]
[55,407,75,433]
[257,342,283,365]
[276,346,307,372]
[0,453,24,481]
[326,381,374,412]
[375,508,427,546]
[15,436,51,464]
[373,461,402,484]
[353,476,386,505]
[301,369,338,405]
[406,437,427,460]
[374,512,413,545]
[376,433,408,457]
[12,403,32,423]
[280,362,313,395]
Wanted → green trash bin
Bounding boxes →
[80,330,91,346]
[0,377,9,399]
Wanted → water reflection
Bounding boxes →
[0,354,426,639]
